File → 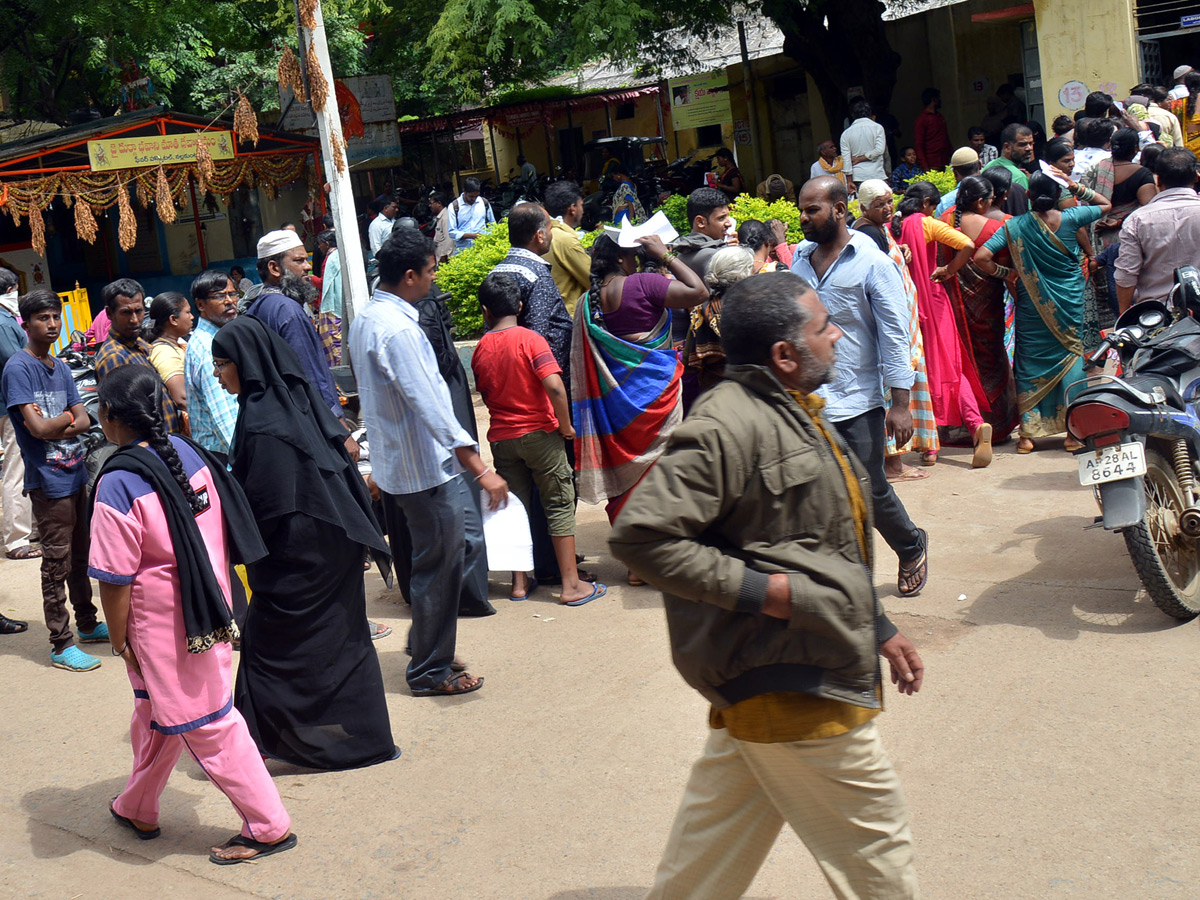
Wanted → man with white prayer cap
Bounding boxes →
[1169,65,1194,101]
[244,229,359,458]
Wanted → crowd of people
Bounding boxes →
[0,68,1199,892]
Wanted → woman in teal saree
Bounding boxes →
[974,172,1110,452]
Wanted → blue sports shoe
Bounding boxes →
[50,646,101,672]
[77,622,110,643]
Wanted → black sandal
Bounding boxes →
[209,832,298,865]
[411,672,484,697]
[110,804,161,840]
[0,614,28,635]
[897,529,929,597]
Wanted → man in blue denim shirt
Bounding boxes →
[791,176,929,596]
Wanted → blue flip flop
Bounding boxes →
[563,582,607,607]
[510,577,538,602]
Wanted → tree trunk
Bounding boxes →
[764,0,902,139]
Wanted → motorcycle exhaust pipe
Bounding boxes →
[1181,507,1200,538]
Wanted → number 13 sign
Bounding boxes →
[1058,80,1087,110]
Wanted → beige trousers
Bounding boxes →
[0,415,32,552]
[646,722,919,900]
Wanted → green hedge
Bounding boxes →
[437,222,509,339]
[438,221,600,338]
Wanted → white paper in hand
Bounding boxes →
[481,490,534,572]
[602,210,680,248]
[1038,159,1069,187]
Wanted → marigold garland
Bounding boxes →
[307,38,329,113]
[117,182,138,251]
[135,177,153,208]
[331,132,347,175]
[29,208,46,256]
[195,137,215,193]
[74,198,98,243]
[298,0,318,30]
[155,166,176,224]
[1,156,311,246]
[278,46,306,102]
[233,93,260,147]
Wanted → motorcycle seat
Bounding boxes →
[1126,374,1187,410]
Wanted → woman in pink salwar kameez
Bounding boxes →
[89,365,296,865]
[894,181,995,468]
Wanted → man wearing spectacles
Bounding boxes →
[183,270,242,464]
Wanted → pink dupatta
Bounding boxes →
[899,213,990,427]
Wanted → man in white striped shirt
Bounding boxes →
[350,229,508,697]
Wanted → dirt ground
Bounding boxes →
[2,426,1199,900]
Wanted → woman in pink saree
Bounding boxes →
[893,181,994,468]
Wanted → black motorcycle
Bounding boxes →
[1065,267,1200,619]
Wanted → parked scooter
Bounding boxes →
[1065,267,1200,619]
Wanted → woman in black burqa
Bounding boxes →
[212,315,397,770]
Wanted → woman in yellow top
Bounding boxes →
[1170,71,1200,153]
[892,181,994,468]
[146,292,192,416]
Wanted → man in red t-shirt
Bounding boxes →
[913,87,952,170]
[470,273,607,607]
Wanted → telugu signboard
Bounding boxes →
[88,131,235,172]
[280,74,398,131]
[669,72,733,131]
[279,75,401,169]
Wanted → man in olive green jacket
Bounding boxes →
[610,271,923,900]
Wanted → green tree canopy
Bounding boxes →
[0,0,380,123]
[0,0,914,137]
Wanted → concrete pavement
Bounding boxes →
[1,435,1197,899]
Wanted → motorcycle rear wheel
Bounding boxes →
[1123,447,1200,620]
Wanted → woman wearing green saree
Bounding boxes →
[973,172,1110,453]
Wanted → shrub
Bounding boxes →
[728,194,803,243]
[653,193,689,234]
[436,221,510,339]
[904,166,957,196]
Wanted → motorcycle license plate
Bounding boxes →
[1077,441,1147,486]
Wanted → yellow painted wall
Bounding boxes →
[1034,0,1138,122]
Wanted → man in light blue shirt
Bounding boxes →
[184,270,242,460]
[350,228,507,697]
[448,177,495,253]
[792,176,928,598]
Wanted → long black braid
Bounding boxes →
[953,175,994,230]
[98,366,203,514]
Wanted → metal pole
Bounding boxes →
[487,117,501,186]
[737,19,766,184]
[300,1,369,332]
[188,174,208,269]
[449,127,461,194]
[605,100,613,136]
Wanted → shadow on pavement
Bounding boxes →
[964,515,1186,639]
[21,777,225,864]
[0,629,54,669]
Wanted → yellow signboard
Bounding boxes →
[669,73,733,131]
[87,131,235,172]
